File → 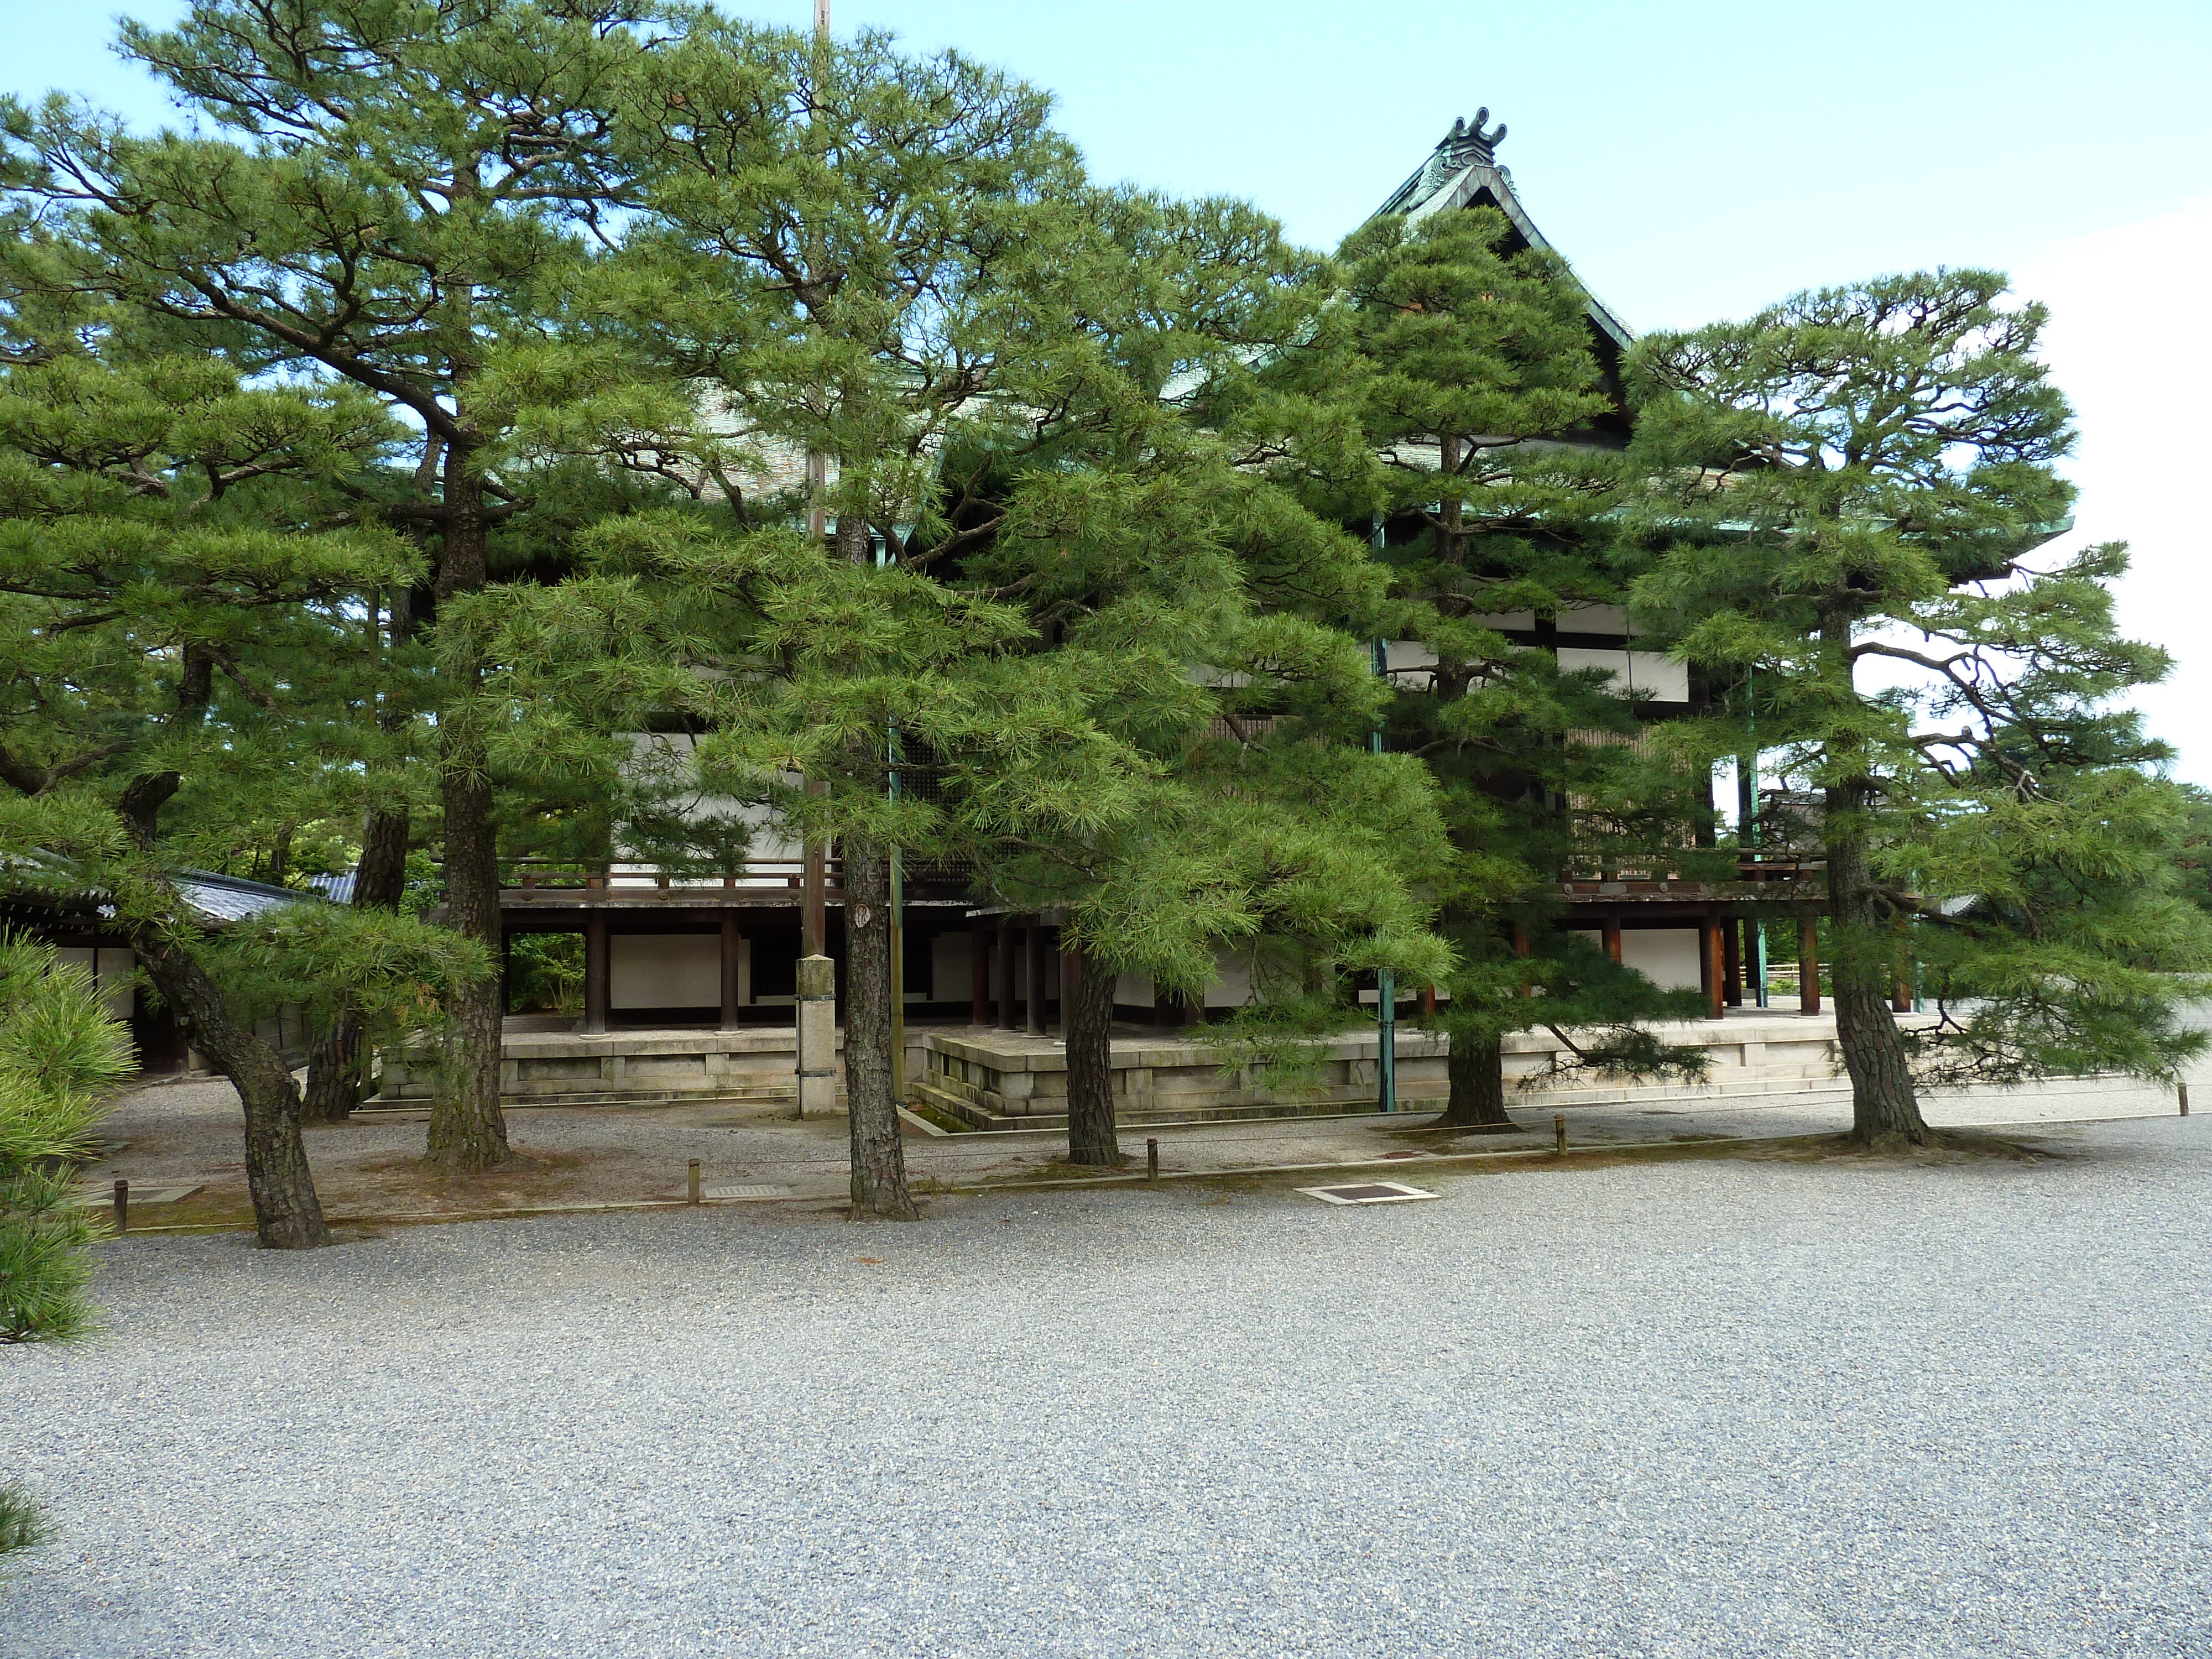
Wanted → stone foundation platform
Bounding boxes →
[914,1010,1850,1131]
[373,1020,844,1108]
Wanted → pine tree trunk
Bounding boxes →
[135,928,329,1249]
[1438,1029,1519,1130]
[1065,945,1120,1166]
[424,454,510,1175]
[842,839,917,1219]
[300,1020,360,1126]
[427,761,509,1172]
[1827,784,1929,1148]
[302,807,409,1125]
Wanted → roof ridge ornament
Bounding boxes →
[1439,109,1507,169]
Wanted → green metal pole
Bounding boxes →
[1370,550,1396,1112]
[1746,666,1768,1009]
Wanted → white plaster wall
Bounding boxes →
[53,946,134,1020]
[611,934,726,1009]
[932,931,972,1003]
[1561,603,1629,633]
[1556,647,1691,703]
[1204,954,1256,1008]
[1621,928,1703,991]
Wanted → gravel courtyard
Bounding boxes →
[4,1117,2208,1658]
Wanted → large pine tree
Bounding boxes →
[0,303,475,1244]
[10,0,685,1172]
[1625,270,2208,1145]
[1326,206,1710,1128]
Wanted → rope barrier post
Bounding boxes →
[2182,1084,2191,1118]
[1146,1138,1159,1182]
[687,1160,702,1206]
[1553,1114,1567,1158]
[112,1178,128,1234]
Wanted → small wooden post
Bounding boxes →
[1146,1138,1159,1181]
[1553,1114,1567,1157]
[997,922,1019,1032]
[2182,1084,2191,1118]
[718,913,743,1032]
[1058,941,1081,1036]
[582,914,611,1036]
[112,1178,128,1234]
[687,1160,702,1205]
[1799,916,1820,1015]
[969,928,990,1027]
[1703,918,1726,1020]
[1024,921,1046,1037]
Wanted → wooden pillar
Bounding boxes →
[1024,921,1046,1035]
[970,927,991,1026]
[1512,925,1533,997]
[1799,915,1820,1015]
[1058,940,1081,1035]
[1702,915,1725,1020]
[802,848,826,959]
[997,921,1019,1031]
[1601,915,1623,965]
[719,913,743,1031]
[1723,919,1743,1006]
[583,914,610,1035]
[1419,985,1437,1017]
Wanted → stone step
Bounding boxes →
[359,1083,833,1114]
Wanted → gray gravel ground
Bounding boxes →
[6,1117,2211,1658]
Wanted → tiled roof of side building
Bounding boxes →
[175,870,321,925]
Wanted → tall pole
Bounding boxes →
[1743,665,1768,1009]
[880,534,905,1105]
[1369,512,1396,1114]
[800,0,831,986]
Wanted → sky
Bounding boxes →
[7,0,2210,780]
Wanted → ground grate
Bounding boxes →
[1295,1181,1439,1206]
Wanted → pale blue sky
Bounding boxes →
[12,1,2209,326]
[8,1,2212,777]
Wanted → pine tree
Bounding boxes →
[1625,270,2209,1145]
[9,0,688,1172]
[0,294,481,1245]
[952,194,1458,1166]
[1328,207,1711,1128]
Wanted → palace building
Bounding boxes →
[373,115,1832,1126]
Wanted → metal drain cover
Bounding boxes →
[705,1184,794,1201]
[1297,1181,1439,1206]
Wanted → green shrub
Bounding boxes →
[0,936,135,1554]
[0,1480,51,1556]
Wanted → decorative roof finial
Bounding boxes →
[1437,109,1507,169]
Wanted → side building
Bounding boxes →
[386,113,1827,1117]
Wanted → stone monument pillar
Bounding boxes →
[795,952,837,1118]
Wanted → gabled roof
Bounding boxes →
[1373,112,1634,356]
